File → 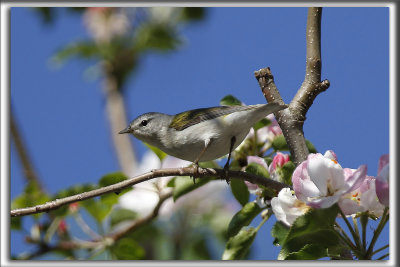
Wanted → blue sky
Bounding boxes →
[10,7,389,260]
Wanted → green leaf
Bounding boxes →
[278,205,341,260]
[276,161,296,185]
[271,221,290,246]
[220,95,242,106]
[253,118,271,131]
[306,139,318,153]
[51,184,97,217]
[81,199,112,223]
[180,7,206,21]
[111,237,145,260]
[32,7,55,24]
[52,41,100,64]
[145,143,167,161]
[98,172,131,206]
[227,202,262,238]
[285,243,328,260]
[110,208,138,228]
[98,172,129,187]
[245,162,270,178]
[271,135,289,151]
[135,23,182,52]
[230,179,250,206]
[11,181,51,219]
[11,217,22,230]
[166,177,176,187]
[222,227,257,260]
[173,176,212,201]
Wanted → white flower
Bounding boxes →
[118,150,190,216]
[271,188,310,226]
[83,8,130,43]
[292,152,367,209]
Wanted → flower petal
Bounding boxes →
[344,165,367,193]
[307,194,341,209]
[378,154,389,174]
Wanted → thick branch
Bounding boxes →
[10,167,288,217]
[291,7,330,121]
[254,7,329,165]
[103,64,138,176]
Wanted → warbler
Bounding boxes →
[120,102,286,172]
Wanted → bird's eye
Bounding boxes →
[141,120,148,126]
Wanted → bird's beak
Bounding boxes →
[119,126,131,134]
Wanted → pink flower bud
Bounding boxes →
[57,220,68,234]
[270,152,290,171]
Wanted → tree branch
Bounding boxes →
[103,66,138,176]
[254,7,330,165]
[10,167,288,217]
[10,110,45,192]
[18,191,173,259]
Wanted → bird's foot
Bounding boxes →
[223,163,230,185]
[190,163,200,184]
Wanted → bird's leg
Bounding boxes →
[191,138,212,183]
[223,136,236,184]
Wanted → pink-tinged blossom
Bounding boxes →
[292,152,367,209]
[324,150,337,161]
[266,114,282,137]
[238,114,283,153]
[269,152,290,183]
[244,156,268,193]
[269,152,290,172]
[271,188,311,226]
[375,154,389,206]
[339,175,384,216]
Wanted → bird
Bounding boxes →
[119,102,287,182]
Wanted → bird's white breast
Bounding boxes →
[161,109,259,162]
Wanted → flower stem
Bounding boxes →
[376,253,389,260]
[360,213,368,251]
[366,207,389,259]
[334,222,356,251]
[339,209,363,254]
[372,244,389,256]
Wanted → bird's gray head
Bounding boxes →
[119,112,172,144]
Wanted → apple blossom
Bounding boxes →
[339,175,384,217]
[292,152,367,209]
[244,156,267,197]
[271,188,311,226]
[119,150,191,216]
[375,154,389,206]
[269,152,290,172]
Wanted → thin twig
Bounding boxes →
[254,7,330,165]
[109,191,172,241]
[16,191,173,259]
[10,167,288,217]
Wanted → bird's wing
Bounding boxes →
[169,105,256,131]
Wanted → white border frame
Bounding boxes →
[1,2,397,267]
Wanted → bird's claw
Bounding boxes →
[191,163,200,184]
[223,164,230,185]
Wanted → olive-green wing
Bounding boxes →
[169,105,255,131]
